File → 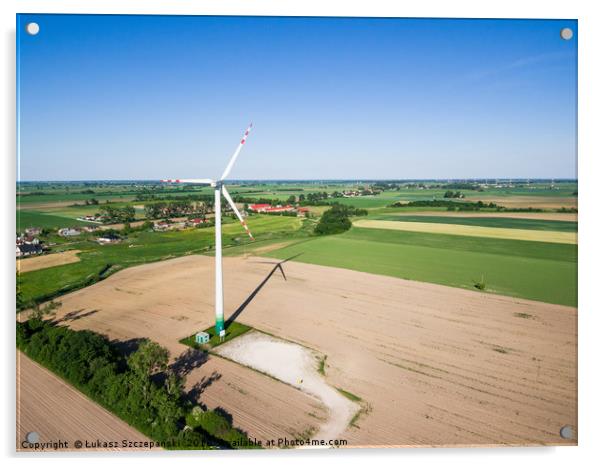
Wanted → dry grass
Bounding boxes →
[17,250,81,273]
[353,220,577,244]
[484,196,577,209]
[389,211,577,222]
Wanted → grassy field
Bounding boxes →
[18,215,304,306]
[371,215,578,231]
[266,227,577,306]
[17,210,88,231]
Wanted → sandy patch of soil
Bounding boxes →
[354,219,577,244]
[17,352,153,451]
[216,331,357,442]
[17,250,81,273]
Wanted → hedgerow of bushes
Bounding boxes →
[17,319,254,449]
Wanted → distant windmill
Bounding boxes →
[162,124,254,338]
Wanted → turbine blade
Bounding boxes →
[220,123,253,181]
[161,178,214,184]
[221,185,254,240]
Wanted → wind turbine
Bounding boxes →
[162,123,254,338]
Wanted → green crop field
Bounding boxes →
[18,215,303,306]
[266,227,577,306]
[17,210,88,232]
[372,215,578,232]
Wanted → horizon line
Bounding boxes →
[16,177,578,184]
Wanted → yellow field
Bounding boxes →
[353,220,577,244]
[388,211,577,222]
[17,250,81,273]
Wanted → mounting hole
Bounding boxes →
[26,22,40,36]
[25,431,40,443]
[559,425,574,439]
[560,28,573,41]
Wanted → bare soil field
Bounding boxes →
[390,211,577,222]
[17,352,152,451]
[480,196,577,210]
[247,241,298,255]
[44,255,576,447]
[41,257,324,446]
[17,250,81,273]
[353,220,577,244]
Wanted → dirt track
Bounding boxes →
[17,352,152,451]
[44,255,576,447]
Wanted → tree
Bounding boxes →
[165,370,184,397]
[30,301,62,321]
[314,205,352,235]
[127,340,169,378]
[123,205,136,222]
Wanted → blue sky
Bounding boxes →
[17,15,577,181]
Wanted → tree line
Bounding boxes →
[17,319,255,449]
[99,205,136,223]
[144,201,209,220]
[388,199,545,212]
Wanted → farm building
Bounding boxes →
[153,221,171,232]
[187,218,208,226]
[78,215,103,223]
[249,203,295,213]
[153,220,187,231]
[58,227,81,237]
[97,233,121,244]
[16,243,43,258]
[24,227,42,236]
[248,203,272,212]
[265,205,295,213]
[16,235,40,246]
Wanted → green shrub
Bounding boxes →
[187,407,257,448]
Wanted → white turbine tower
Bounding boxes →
[162,123,254,338]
